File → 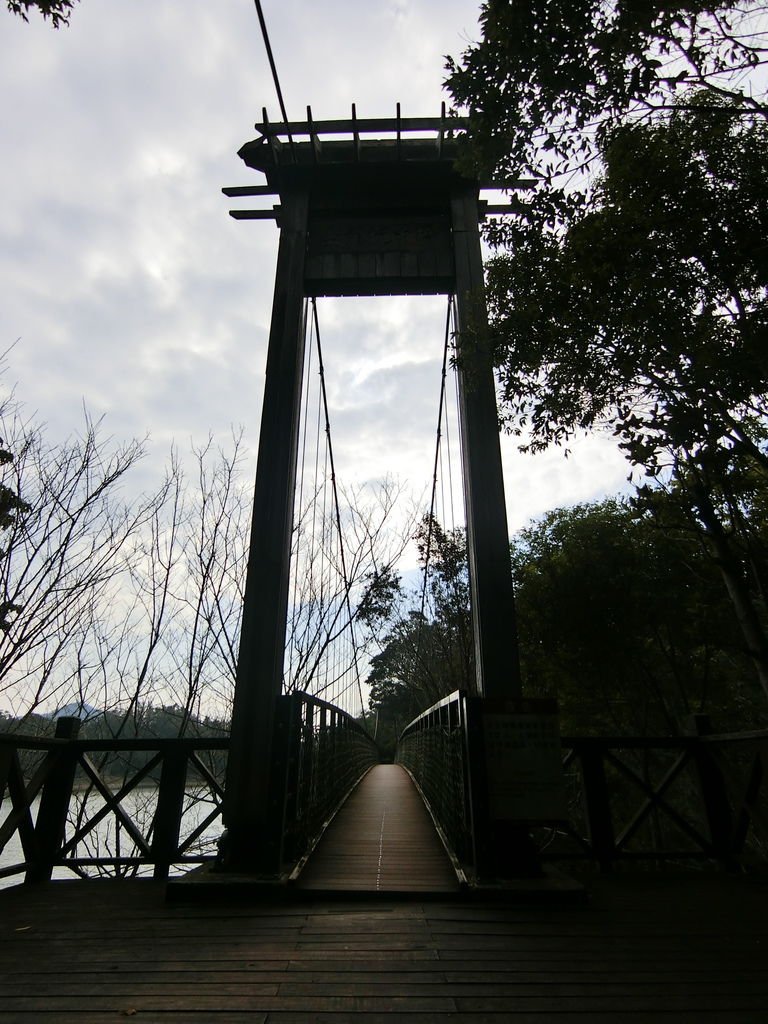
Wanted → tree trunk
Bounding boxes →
[694,486,768,701]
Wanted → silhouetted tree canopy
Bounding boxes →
[485,98,768,463]
[481,100,768,694]
[512,497,765,736]
[7,1,77,28]
[447,4,768,703]
[446,1,768,224]
[367,517,473,753]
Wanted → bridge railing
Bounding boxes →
[278,691,379,870]
[397,694,768,876]
[396,691,475,871]
[1,694,379,885]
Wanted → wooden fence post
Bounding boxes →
[0,742,12,805]
[151,745,189,881]
[26,717,81,884]
[579,744,616,873]
[686,714,736,868]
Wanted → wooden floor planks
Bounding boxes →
[1,874,768,1021]
[296,764,459,893]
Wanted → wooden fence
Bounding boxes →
[4,703,766,884]
[398,692,768,877]
[0,691,379,885]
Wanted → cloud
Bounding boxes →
[0,0,628,542]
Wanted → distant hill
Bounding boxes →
[49,702,101,721]
[0,703,229,739]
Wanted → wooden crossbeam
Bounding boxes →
[222,185,276,197]
[176,804,222,857]
[0,748,39,861]
[351,103,360,162]
[608,749,712,853]
[60,753,160,858]
[255,114,469,138]
[229,208,280,220]
[189,750,226,801]
[307,105,322,163]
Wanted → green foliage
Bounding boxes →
[356,564,402,632]
[1,703,228,787]
[512,497,764,735]
[0,702,228,740]
[6,1,77,27]
[448,6,768,703]
[367,517,473,754]
[480,97,768,695]
[486,97,768,467]
[446,1,767,222]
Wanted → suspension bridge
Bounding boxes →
[2,111,768,1020]
[215,108,563,885]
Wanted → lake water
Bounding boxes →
[0,785,223,889]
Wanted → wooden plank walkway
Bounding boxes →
[1,873,768,1020]
[296,763,459,893]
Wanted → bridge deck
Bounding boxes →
[1,874,768,1020]
[297,763,459,893]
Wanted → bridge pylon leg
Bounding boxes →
[451,189,521,702]
[220,191,310,875]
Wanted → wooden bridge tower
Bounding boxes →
[221,110,530,873]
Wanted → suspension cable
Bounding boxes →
[301,296,366,720]
[252,0,294,148]
[287,300,313,689]
[445,298,459,532]
[417,295,454,625]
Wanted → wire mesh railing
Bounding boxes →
[279,691,380,869]
[396,691,474,869]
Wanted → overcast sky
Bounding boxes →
[0,0,630,549]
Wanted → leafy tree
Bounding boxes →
[446,3,768,701]
[367,516,473,753]
[484,99,768,458]
[512,497,764,735]
[634,452,768,699]
[6,1,77,27]
[481,99,768,694]
[446,1,768,224]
